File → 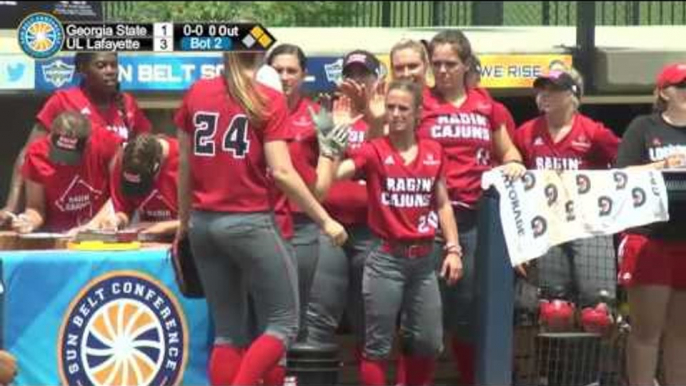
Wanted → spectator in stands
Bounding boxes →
[11,112,120,234]
[513,67,620,334]
[616,62,686,386]
[0,52,151,229]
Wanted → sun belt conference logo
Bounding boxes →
[58,271,188,386]
[17,13,65,59]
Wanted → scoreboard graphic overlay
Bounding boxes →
[17,14,276,59]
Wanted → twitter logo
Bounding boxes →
[0,56,35,90]
[7,63,26,82]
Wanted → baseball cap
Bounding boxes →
[120,161,159,197]
[49,134,87,165]
[533,70,581,97]
[656,63,686,89]
[342,50,380,77]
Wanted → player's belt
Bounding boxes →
[381,240,433,259]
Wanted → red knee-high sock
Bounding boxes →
[232,335,285,386]
[360,357,387,386]
[405,356,436,386]
[452,338,475,386]
[261,365,285,386]
[209,344,243,386]
[395,354,407,386]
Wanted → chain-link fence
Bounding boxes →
[512,235,628,386]
[103,1,686,26]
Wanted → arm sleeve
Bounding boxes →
[21,145,47,184]
[616,117,647,167]
[590,122,621,166]
[35,93,65,132]
[126,95,153,136]
[351,142,374,177]
[263,92,292,142]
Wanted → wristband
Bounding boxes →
[444,242,462,256]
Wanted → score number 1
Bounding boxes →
[153,22,173,52]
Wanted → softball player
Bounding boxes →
[1,52,151,227]
[11,111,120,233]
[616,63,686,386]
[267,44,336,343]
[304,51,380,363]
[513,68,619,333]
[419,30,526,386]
[105,133,179,236]
[334,80,462,386]
[175,50,346,386]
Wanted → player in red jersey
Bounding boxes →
[515,69,619,171]
[417,30,525,386]
[1,52,151,227]
[99,133,179,237]
[333,80,462,386]
[267,44,347,345]
[175,50,347,386]
[304,51,380,372]
[514,68,620,334]
[390,39,430,87]
[616,63,686,386]
[11,112,120,234]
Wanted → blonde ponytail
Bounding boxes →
[224,51,269,126]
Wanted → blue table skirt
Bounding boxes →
[0,248,211,386]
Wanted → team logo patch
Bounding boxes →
[58,271,188,386]
[522,172,536,191]
[632,187,646,208]
[544,184,558,206]
[613,171,628,190]
[576,174,591,194]
[531,216,548,238]
[43,59,76,88]
[17,13,65,59]
[598,196,613,217]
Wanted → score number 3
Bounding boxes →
[193,112,250,158]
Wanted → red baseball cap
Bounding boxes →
[656,63,686,89]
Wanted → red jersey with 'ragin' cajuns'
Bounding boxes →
[417,88,497,208]
[36,87,151,140]
[514,114,619,171]
[22,130,121,231]
[352,137,444,242]
[110,137,179,221]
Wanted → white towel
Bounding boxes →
[481,168,669,266]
